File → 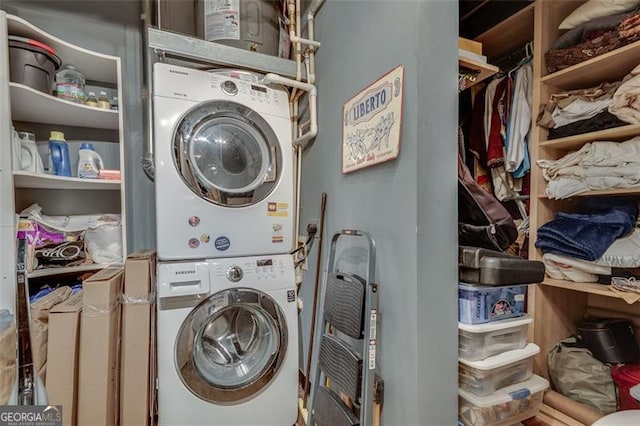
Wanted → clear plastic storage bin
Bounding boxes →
[459,343,539,396]
[459,316,532,361]
[458,283,528,324]
[459,375,549,426]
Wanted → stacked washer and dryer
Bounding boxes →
[153,63,299,425]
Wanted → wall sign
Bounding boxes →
[342,65,404,174]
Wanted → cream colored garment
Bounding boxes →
[0,324,16,404]
[538,82,621,128]
[31,286,72,383]
[543,253,611,282]
[610,63,640,124]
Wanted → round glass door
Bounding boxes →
[175,288,288,404]
[174,101,283,207]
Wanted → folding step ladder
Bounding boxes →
[308,230,383,426]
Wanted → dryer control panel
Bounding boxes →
[153,63,290,118]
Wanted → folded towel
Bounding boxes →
[536,198,638,260]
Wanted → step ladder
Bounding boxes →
[307,230,383,426]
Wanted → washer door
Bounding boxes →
[174,100,283,207]
[175,288,288,404]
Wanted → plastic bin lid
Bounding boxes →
[632,384,640,402]
[458,315,532,332]
[459,282,530,290]
[459,374,549,407]
[459,343,540,370]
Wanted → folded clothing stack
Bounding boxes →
[538,136,640,199]
[536,197,637,260]
[546,0,640,74]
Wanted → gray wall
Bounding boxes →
[1,0,155,251]
[299,0,458,424]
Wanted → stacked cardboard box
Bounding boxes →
[120,250,157,426]
[77,267,124,426]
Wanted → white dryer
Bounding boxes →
[156,254,298,425]
[153,63,295,261]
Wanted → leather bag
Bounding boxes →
[458,156,518,252]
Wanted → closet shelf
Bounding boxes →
[540,278,636,301]
[541,40,640,90]
[537,186,640,199]
[13,171,121,190]
[459,57,499,88]
[7,13,118,84]
[539,124,640,150]
[10,83,119,130]
[474,2,535,61]
[28,263,113,279]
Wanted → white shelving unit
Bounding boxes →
[0,11,126,312]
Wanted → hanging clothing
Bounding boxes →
[505,62,533,177]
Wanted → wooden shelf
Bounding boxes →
[10,83,119,130]
[28,263,112,279]
[459,56,499,88]
[474,3,535,61]
[539,124,640,150]
[540,278,630,300]
[541,40,640,90]
[13,171,121,190]
[538,186,640,199]
[7,14,118,84]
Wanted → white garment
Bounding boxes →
[542,253,611,283]
[505,62,533,173]
[597,229,640,267]
[484,77,504,149]
[610,63,640,124]
[551,97,613,128]
[538,137,640,199]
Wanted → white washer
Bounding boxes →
[156,254,298,426]
[153,63,295,261]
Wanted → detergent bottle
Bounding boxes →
[48,131,72,177]
[77,143,104,179]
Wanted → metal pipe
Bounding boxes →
[260,73,317,149]
[141,0,156,181]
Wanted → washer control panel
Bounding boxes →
[212,255,294,289]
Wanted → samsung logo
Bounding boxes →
[169,69,189,76]
[176,269,196,275]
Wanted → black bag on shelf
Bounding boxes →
[458,156,518,252]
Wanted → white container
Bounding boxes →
[459,343,540,396]
[459,375,549,426]
[459,315,532,361]
[77,143,104,179]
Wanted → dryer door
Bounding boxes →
[174,100,283,207]
[175,287,288,404]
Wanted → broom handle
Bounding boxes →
[303,192,327,408]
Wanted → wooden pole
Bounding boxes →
[303,192,327,408]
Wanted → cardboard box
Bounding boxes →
[459,37,483,55]
[120,250,156,426]
[46,291,83,426]
[77,268,123,426]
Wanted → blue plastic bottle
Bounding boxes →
[48,131,72,177]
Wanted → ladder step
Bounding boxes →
[324,272,366,338]
[314,386,360,426]
[318,333,362,401]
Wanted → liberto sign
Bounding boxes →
[0,406,62,426]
